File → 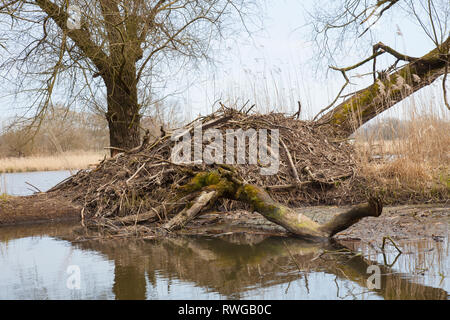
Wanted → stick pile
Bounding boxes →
[50,107,365,237]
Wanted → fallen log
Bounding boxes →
[0,109,385,240]
[160,169,383,240]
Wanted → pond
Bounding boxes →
[0,171,448,300]
[0,222,448,300]
[0,170,73,196]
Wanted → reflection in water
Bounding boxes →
[0,223,448,300]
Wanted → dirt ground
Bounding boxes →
[0,193,448,243]
[182,203,449,242]
[0,194,80,226]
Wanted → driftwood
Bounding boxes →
[163,190,218,231]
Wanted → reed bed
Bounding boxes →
[354,107,450,204]
[0,151,105,173]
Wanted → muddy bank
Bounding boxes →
[73,203,449,243]
[1,192,447,243]
[0,193,80,226]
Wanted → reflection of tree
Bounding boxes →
[113,265,146,300]
[73,233,448,300]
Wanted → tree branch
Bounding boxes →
[317,36,450,137]
[34,0,110,77]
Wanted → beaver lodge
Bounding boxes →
[0,106,393,241]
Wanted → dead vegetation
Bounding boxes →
[0,151,105,173]
[48,106,380,239]
[355,110,450,204]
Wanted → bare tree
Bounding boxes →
[309,0,449,137]
[0,0,255,153]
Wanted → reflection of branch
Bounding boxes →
[382,250,402,268]
[381,236,402,254]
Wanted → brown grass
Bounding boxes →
[354,107,450,203]
[0,151,106,173]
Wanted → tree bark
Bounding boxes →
[104,72,141,155]
[319,36,449,138]
[236,184,382,239]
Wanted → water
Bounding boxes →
[0,171,448,300]
[0,224,448,300]
[0,170,73,196]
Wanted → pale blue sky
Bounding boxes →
[166,0,448,122]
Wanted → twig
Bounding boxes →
[126,162,147,185]
[266,183,309,191]
[25,181,42,193]
[443,63,449,110]
[280,137,301,184]
[283,241,303,273]
[104,146,127,152]
[293,101,302,119]
[381,236,403,253]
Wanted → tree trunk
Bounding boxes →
[319,36,449,138]
[165,170,383,240]
[104,71,141,155]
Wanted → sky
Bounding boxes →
[162,0,449,122]
[0,0,448,128]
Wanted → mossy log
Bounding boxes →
[164,170,383,240]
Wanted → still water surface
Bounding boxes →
[0,171,448,300]
[1,170,73,196]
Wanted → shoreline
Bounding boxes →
[0,195,447,243]
[0,151,105,173]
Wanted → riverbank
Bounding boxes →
[0,151,105,173]
[176,204,449,242]
[0,193,81,226]
[1,191,447,244]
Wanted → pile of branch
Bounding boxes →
[50,106,376,240]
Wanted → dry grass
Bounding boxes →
[354,108,450,203]
[0,151,106,173]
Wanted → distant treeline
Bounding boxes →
[0,107,164,157]
[0,108,109,157]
